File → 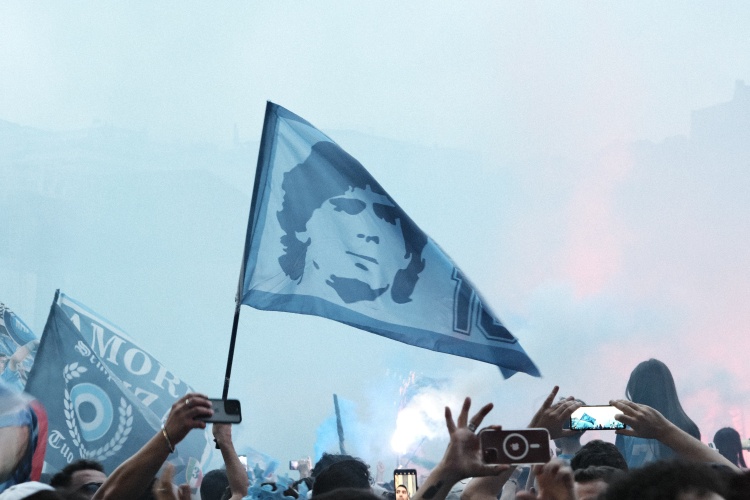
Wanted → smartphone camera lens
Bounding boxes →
[483,448,499,462]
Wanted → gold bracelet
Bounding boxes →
[161,425,175,453]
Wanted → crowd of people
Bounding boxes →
[1,358,749,499]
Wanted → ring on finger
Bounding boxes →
[185,398,191,407]
[468,422,477,432]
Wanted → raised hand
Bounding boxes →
[441,397,508,481]
[528,386,582,440]
[411,397,507,500]
[164,393,213,445]
[609,399,669,439]
[516,459,575,500]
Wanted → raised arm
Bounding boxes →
[528,386,582,440]
[213,423,249,500]
[610,399,740,472]
[411,397,507,500]
[9,340,39,370]
[93,393,213,500]
[515,459,575,500]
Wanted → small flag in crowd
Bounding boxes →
[25,292,211,480]
[25,299,162,473]
[56,291,211,478]
[240,103,539,378]
[0,302,39,392]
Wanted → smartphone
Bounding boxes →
[394,469,417,498]
[479,428,551,464]
[200,398,242,424]
[569,405,625,431]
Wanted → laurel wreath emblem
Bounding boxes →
[63,362,134,461]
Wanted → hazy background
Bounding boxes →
[2,1,750,471]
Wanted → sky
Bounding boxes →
[2,1,750,474]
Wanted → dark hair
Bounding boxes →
[713,427,747,468]
[605,460,727,500]
[50,459,105,488]
[200,469,230,500]
[625,359,700,459]
[571,440,628,472]
[276,141,427,304]
[574,465,627,484]
[312,487,382,500]
[25,493,65,500]
[311,456,371,497]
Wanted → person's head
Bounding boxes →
[625,359,700,443]
[49,459,106,499]
[311,454,371,497]
[395,484,409,500]
[713,427,747,468]
[311,487,383,500]
[200,469,230,500]
[574,466,627,500]
[571,440,628,472]
[0,481,63,500]
[277,141,428,304]
[604,460,727,500]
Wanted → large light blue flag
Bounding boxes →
[241,103,540,378]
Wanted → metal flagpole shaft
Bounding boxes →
[221,300,241,400]
[334,394,346,455]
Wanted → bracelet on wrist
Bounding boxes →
[161,425,175,453]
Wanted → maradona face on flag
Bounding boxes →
[242,103,539,378]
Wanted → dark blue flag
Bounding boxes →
[25,299,162,473]
[56,292,211,484]
[240,102,539,378]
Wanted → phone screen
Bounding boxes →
[394,469,418,499]
[570,405,625,430]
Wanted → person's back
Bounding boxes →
[616,359,700,468]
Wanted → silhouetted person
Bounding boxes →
[713,427,747,468]
[615,359,700,468]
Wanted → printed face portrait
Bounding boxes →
[277,141,427,305]
[300,185,410,302]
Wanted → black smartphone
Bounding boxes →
[200,398,242,424]
[479,428,551,464]
[393,469,418,499]
[569,405,625,431]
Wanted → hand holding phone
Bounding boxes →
[569,405,625,431]
[479,428,551,464]
[199,398,242,424]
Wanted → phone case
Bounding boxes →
[200,398,242,424]
[479,428,551,464]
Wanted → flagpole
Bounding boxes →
[334,394,347,454]
[222,103,277,400]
